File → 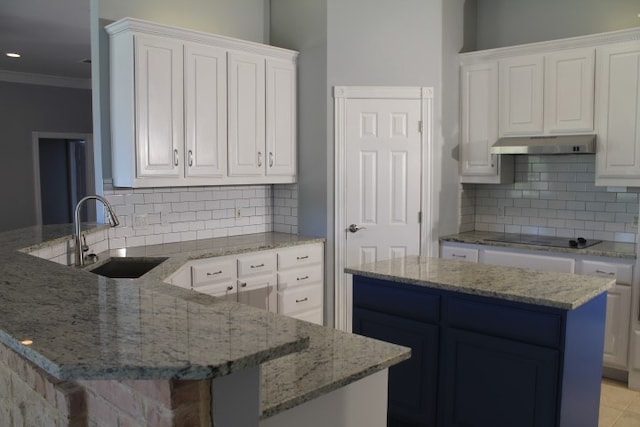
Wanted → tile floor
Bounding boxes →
[600,378,640,426]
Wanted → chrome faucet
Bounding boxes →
[74,195,120,266]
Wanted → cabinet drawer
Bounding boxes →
[288,307,323,325]
[482,249,575,273]
[191,258,236,286]
[278,244,323,270]
[192,280,236,298]
[579,260,633,285]
[353,277,440,324]
[278,284,323,316]
[277,265,323,290]
[441,245,479,262]
[446,297,562,348]
[237,252,276,278]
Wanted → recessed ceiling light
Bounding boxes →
[6,52,21,58]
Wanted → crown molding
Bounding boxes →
[460,26,640,64]
[0,70,91,89]
[106,17,298,62]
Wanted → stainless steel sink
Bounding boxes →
[87,257,168,278]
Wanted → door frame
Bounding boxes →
[32,131,97,225]
[333,86,437,331]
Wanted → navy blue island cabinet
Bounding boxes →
[352,275,607,427]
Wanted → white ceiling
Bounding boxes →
[0,0,91,79]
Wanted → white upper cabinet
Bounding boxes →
[460,61,513,183]
[266,58,297,178]
[228,51,266,178]
[499,54,545,136]
[595,40,640,186]
[544,48,595,133]
[106,18,298,188]
[134,35,184,179]
[184,43,228,179]
[498,48,594,136]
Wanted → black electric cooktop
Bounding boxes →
[485,233,602,249]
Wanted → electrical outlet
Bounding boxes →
[236,208,242,218]
[634,216,638,226]
[496,207,505,218]
[134,214,148,229]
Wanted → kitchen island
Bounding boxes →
[0,225,409,426]
[347,256,615,427]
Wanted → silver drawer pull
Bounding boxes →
[295,297,308,303]
[207,270,223,276]
[297,255,309,260]
[452,254,467,259]
[595,269,615,276]
[174,149,179,166]
[297,276,309,281]
[251,263,265,269]
[226,286,233,291]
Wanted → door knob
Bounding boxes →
[348,224,366,233]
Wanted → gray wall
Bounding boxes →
[270,0,468,325]
[0,82,92,232]
[476,0,640,49]
[270,0,328,240]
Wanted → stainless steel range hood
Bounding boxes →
[490,134,596,155]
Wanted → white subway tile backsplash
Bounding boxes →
[463,155,639,244]
[102,183,290,249]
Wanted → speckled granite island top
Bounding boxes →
[0,224,410,419]
[441,230,636,259]
[346,255,614,310]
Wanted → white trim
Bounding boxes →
[105,17,298,62]
[32,132,97,226]
[333,86,436,331]
[460,26,640,64]
[0,70,91,89]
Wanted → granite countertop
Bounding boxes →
[345,255,615,310]
[1,224,410,418]
[440,230,637,259]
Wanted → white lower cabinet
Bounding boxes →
[276,244,324,325]
[166,242,324,324]
[440,241,633,371]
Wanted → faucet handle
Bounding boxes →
[81,234,89,253]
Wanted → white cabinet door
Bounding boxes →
[134,34,184,178]
[266,58,297,178]
[595,41,640,186]
[228,51,266,178]
[499,54,544,136]
[604,284,632,368]
[544,48,595,133]
[184,42,227,179]
[460,62,513,184]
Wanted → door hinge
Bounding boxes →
[418,120,423,133]
[418,211,422,223]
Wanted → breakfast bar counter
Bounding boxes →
[0,225,409,426]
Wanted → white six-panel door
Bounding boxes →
[345,98,422,268]
[334,86,434,332]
